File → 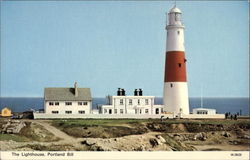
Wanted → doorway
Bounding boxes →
[155,108,159,114]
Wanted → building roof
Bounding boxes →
[44,88,92,101]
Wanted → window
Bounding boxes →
[120,99,124,105]
[145,99,149,105]
[78,110,85,114]
[78,102,83,105]
[65,102,72,106]
[83,102,88,105]
[104,109,107,113]
[170,83,173,88]
[139,109,142,114]
[138,99,140,105]
[114,109,117,114]
[175,13,181,21]
[177,31,180,35]
[65,111,72,114]
[120,109,124,114]
[55,102,59,106]
[49,102,54,106]
[129,99,132,105]
[145,109,149,114]
[52,111,59,114]
[178,63,182,67]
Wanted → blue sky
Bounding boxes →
[1,1,249,97]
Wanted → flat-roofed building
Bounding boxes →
[192,108,216,115]
[100,89,163,115]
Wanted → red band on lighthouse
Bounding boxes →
[164,51,187,82]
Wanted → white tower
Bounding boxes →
[163,6,189,115]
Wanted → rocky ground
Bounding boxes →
[0,118,249,151]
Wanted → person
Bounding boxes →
[230,115,233,120]
[234,114,237,120]
[225,112,228,119]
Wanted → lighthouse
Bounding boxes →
[163,6,189,115]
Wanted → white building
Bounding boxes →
[44,82,92,115]
[100,89,163,115]
[192,108,216,115]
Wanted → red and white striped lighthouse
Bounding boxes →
[163,6,189,115]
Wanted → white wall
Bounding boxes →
[163,82,189,115]
[166,26,185,52]
[193,108,216,115]
[100,96,163,115]
[45,100,91,114]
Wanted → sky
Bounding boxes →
[0,1,249,97]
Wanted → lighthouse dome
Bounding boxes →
[169,7,182,13]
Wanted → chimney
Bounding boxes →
[139,88,143,96]
[117,88,121,96]
[74,82,78,97]
[121,89,125,96]
[134,89,138,96]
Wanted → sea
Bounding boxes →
[0,97,249,116]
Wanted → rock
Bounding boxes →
[194,132,206,141]
[149,138,159,147]
[91,146,105,151]
[221,131,231,137]
[243,135,250,139]
[82,140,96,146]
[155,135,166,143]
[174,136,182,141]
[137,145,146,151]
[229,140,239,145]
[173,133,181,137]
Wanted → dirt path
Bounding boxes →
[33,121,76,143]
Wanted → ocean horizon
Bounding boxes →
[0,97,249,116]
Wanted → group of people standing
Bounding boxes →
[225,112,239,120]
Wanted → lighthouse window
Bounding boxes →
[177,31,180,35]
[170,83,173,88]
[178,63,182,67]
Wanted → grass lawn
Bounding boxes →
[0,134,29,142]
[51,119,158,127]
[51,118,250,127]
